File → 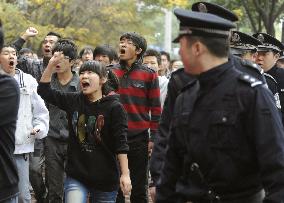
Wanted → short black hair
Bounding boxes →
[79,60,119,94]
[160,51,170,62]
[144,49,161,65]
[52,38,77,60]
[93,44,117,62]
[187,35,229,58]
[1,44,18,55]
[79,46,94,58]
[19,48,33,56]
[46,32,62,39]
[120,32,147,59]
[110,48,119,62]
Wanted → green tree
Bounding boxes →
[0,0,161,54]
[204,0,284,36]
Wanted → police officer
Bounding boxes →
[253,33,284,123]
[192,2,266,83]
[230,31,261,61]
[156,8,284,203]
[230,31,281,109]
[149,3,266,200]
[277,51,284,68]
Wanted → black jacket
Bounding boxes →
[0,74,19,201]
[38,82,129,191]
[156,62,284,203]
[267,65,284,124]
[151,56,269,186]
[150,69,194,184]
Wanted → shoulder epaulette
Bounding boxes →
[241,59,263,74]
[264,72,277,84]
[238,74,263,87]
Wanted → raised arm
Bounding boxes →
[38,52,79,112]
[12,27,38,52]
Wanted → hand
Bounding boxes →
[148,141,154,156]
[30,128,40,136]
[21,27,38,40]
[47,51,64,71]
[149,186,156,202]
[120,173,132,196]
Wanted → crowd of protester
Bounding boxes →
[2,1,284,203]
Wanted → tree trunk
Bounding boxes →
[282,20,284,43]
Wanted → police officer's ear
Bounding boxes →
[274,52,280,60]
[191,40,204,56]
[136,48,142,55]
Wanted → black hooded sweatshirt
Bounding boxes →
[38,82,129,191]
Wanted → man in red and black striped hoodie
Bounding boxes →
[111,32,161,203]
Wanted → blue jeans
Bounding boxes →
[64,177,117,203]
[14,153,31,203]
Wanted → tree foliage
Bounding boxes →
[0,0,162,55]
[144,0,284,37]
[142,0,190,8]
[198,0,284,36]
[1,0,283,55]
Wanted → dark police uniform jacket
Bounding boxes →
[150,68,195,185]
[230,54,266,83]
[156,61,284,203]
[150,56,268,186]
[267,65,284,124]
[264,73,281,110]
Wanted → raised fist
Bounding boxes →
[21,27,38,40]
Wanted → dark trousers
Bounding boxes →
[116,138,149,203]
[29,142,47,203]
[45,137,68,203]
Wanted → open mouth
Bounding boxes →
[45,49,51,53]
[120,49,126,54]
[9,61,14,66]
[81,81,90,88]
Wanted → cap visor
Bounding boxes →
[230,47,244,56]
[257,47,270,52]
[172,36,180,43]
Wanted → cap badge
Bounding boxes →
[232,33,240,43]
[198,3,208,13]
[257,34,264,43]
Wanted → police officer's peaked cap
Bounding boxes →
[192,2,238,22]
[173,9,236,43]
[230,31,262,55]
[252,33,284,52]
[279,51,284,60]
